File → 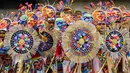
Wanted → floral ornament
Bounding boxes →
[62,20,101,63]
[55,18,68,32]
[42,5,56,18]
[92,9,106,22]
[4,25,40,61]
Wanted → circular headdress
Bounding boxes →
[62,20,100,63]
[42,5,56,18]
[107,7,122,23]
[38,29,58,57]
[4,25,40,60]
[92,9,106,22]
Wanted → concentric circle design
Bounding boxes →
[4,25,40,60]
[70,29,94,56]
[39,31,53,51]
[62,21,100,63]
[106,31,124,52]
[10,30,33,54]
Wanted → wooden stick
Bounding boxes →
[98,60,107,73]
[45,56,55,73]
[98,51,108,73]
[74,63,79,73]
[113,57,122,73]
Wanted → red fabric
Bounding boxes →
[84,6,90,10]
[55,41,63,57]
[31,51,41,59]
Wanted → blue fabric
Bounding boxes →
[0,47,9,54]
[18,20,27,26]
[127,52,130,57]
[32,14,38,20]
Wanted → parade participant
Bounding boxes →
[73,10,82,21]
[56,12,61,18]
[92,8,108,73]
[0,1,130,73]
[0,30,8,54]
[61,6,74,25]
[27,12,38,30]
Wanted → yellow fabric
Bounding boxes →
[0,42,3,48]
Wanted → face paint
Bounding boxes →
[107,7,122,23]
[96,11,105,21]
[27,13,38,28]
[92,9,106,22]
[42,5,56,18]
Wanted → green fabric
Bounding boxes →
[20,14,28,21]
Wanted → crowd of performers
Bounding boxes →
[0,0,130,73]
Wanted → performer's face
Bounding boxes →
[96,11,105,21]
[34,60,43,70]
[96,23,106,34]
[48,21,54,28]
[66,13,72,19]
[46,8,55,18]
[28,18,36,27]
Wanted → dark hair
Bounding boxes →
[74,10,82,15]
[63,7,72,14]
[56,12,60,15]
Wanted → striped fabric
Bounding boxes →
[57,61,63,73]
[82,63,90,73]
